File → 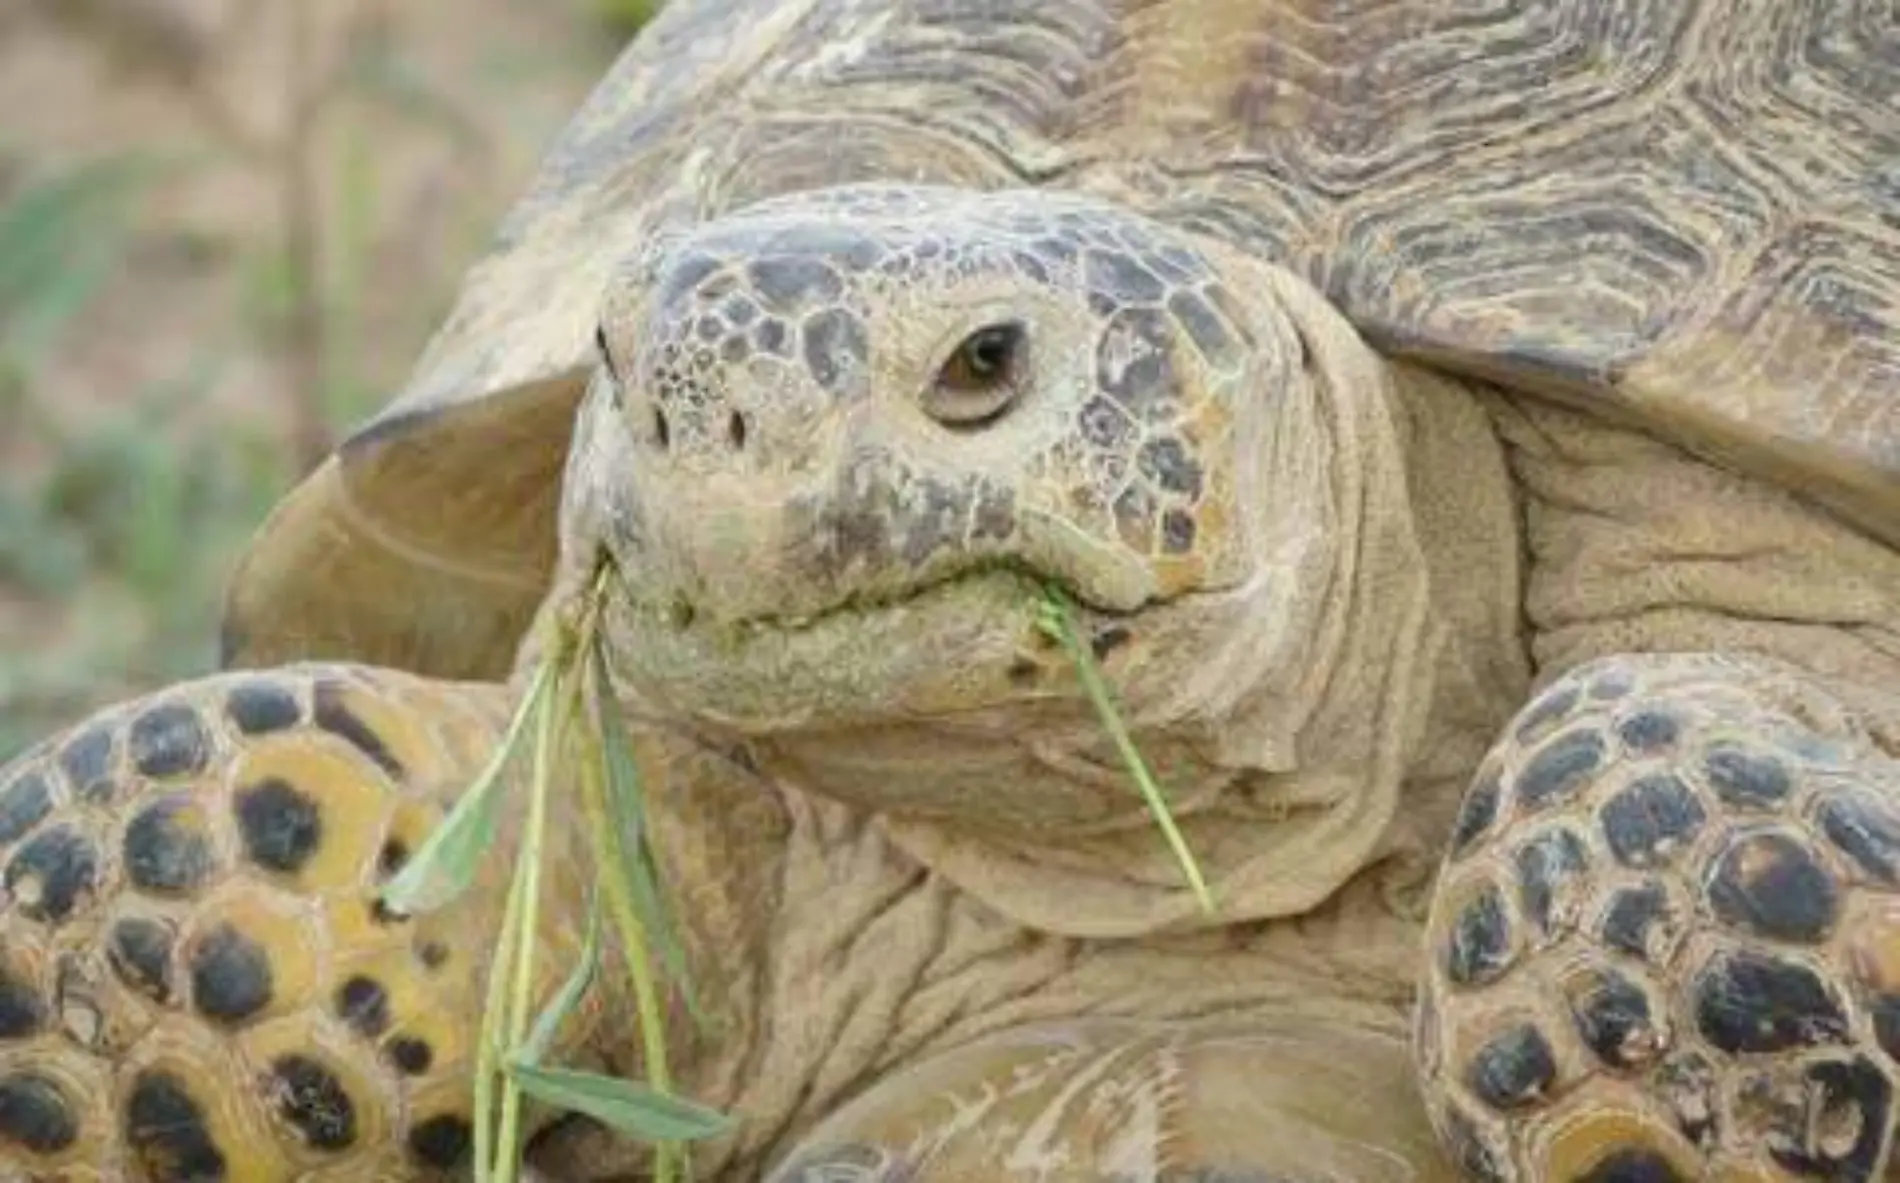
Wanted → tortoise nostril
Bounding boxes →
[652,407,671,451]
[727,411,748,450]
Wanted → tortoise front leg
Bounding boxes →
[763,1012,1462,1182]
[1416,652,1900,1181]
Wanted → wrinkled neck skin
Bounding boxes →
[551,248,1526,949]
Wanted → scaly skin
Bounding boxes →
[8,179,1900,1182]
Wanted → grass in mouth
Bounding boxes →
[377,571,1211,1181]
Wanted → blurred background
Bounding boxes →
[0,0,657,759]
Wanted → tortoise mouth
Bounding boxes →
[604,564,1122,731]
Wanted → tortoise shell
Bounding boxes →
[220,0,1900,676]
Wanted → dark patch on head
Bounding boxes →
[266,1054,356,1151]
[5,826,98,926]
[1464,1023,1556,1111]
[0,770,53,845]
[1600,881,1678,964]
[417,941,449,970]
[1090,626,1131,660]
[656,253,722,308]
[1817,791,1900,883]
[335,975,390,1039]
[124,797,218,896]
[754,318,789,356]
[1707,831,1838,943]
[1513,729,1605,810]
[720,294,758,326]
[1112,484,1157,552]
[0,1073,76,1154]
[1166,289,1233,361]
[1078,394,1134,450]
[387,1035,433,1076]
[801,308,869,396]
[1095,307,1180,420]
[108,916,177,1002]
[1589,667,1636,699]
[1704,743,1792,809]
[1160,509,1197,555]
[1085,249,1166,304]
[58,725,114,800]
[234,778,322,874]
[1565,966,1661,1069]
[1615,710,1678,752]
[128,1069,228,1181]
[128,703,210,779]
[0,960,43,1039]
[1600,773,1706,868]
[1764,1056,1890,1178]
[1693,949,1847,1054]
[224,681,301,736]
[747,256,842,311]
[1137,436,1203,498]
[313,681,404,778]
[408,1112,472,1169]
[1514,827,1590,941]
[1444,882,1515,987]
[1450,770,1502,858]
[188,923,273,1025]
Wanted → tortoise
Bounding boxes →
[2,0,1899,1178]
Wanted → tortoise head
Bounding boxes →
[564,184,1355,831]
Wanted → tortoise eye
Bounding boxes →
[924,322,1026,427]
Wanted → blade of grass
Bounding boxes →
[1037,585,1215,914]
[505,1065,734,1143]
[519,894,602,1067]
[382,660,555,914]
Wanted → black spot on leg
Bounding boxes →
[1565,966,1663,1069]
[0,1073,76,1153]
[334,976,389,1039]
[1450,771,1503,858]
[0,960,42,1038]
[128,704,209,778]
[1574,1151,1687,1183]
[1514,827,1590,940]
[1600,881,1678,964]
[1465,1023,1557,1111]
[1600,774,1706,868]
[224,681,301,735]
[1817,791,1900,884]
[417,941,448,970]
[376,839,408,878]
[1444,883,1515,987]
[0,770,53,845]
[408,1113,472,1168]
[1707,831,1838,943]
[234,778,322,874]
[108,916,176,1002]
[1704,744,1791,809]
[124,797,218,895]
[387,1036,432,1075]
[1766,1056,1890,1179]
[1694,949,1847,1054]
[313,682,404,778]
[128,1069,227,1181]
[57,725,114,799]
[189,924,273,1025]
[5,827,98,926]
[1615,710,1679,752]
[266,1054,356,1151]
[1514,685,1579,743]
[1514,729,1605,810]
